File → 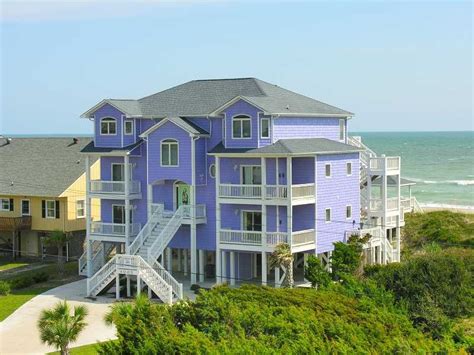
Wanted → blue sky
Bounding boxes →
[1,0,472,134]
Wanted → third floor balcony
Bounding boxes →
[89,180,142,199]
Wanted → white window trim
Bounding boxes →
[240,165,262,185]
[209,164,216,179]
[260,117,270,139]
[339,118,345,141]
[346,205,352,220]
[124,119,134,135]
[0,198,10,212]
[100,117,117,136]
[325,208,332,223]
[46,200,56,219]
[21,199,30,216]
[231,115,252,140]
[76,199,85,219]
[346,162,352,176]
[160,139,179,167]
[241,210,263,231]
[325,163,332,178]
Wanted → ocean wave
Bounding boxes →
[420,203,474,210]
[405,177,474,186]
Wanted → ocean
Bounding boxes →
[355,131,474,208]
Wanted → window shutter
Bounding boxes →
[55,201,60,219]
[42,200,46,218]
[9,199,14,211]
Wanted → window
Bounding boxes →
[339,119,345,141]
[325,164,331,177]
[243,211,262,231]
[241,166,261,185]
[260,117,270,138]
[161,139,179,166]
[124,120,133,135]
[76,200,85,218]
[346,162,352,176]
[0,198,11,211]
[21,200,30,216]
[346,205,352,219]
[209,164,216,179]
[46,200,56,219]
[232,115,251,139]
[325,208,331,223]
[100,117,117,135]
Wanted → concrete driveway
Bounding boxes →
[0,279,117,355]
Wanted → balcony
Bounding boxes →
[150,203,207,224]
[0,216,32,232]
[369,157,400,174]
[218,183,315,205]
[90,221,141,240]
[218,228,315,252]
[369,197,399,213]
[89,180,141,198]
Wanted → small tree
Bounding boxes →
[331,234,369,281]
[304,255,331,289]
[38,300,88,355]
[43,230,70,273]
[269,243,294,288]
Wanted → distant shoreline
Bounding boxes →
[421,204,474,214]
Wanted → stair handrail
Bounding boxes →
[129,204,164,255]
[153,261,184,299]
[135,256,173,305]
[87,254,118,296]
[147,205,184,263]
[411,196,424,213]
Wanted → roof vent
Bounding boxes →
[72,138,78,144]
[285,105,290,110]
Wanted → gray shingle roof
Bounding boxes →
[209,138,362,155]
[81,139,144,154]
[0,137,97,197]
[83,78,353,118]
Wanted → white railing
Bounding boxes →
[220,230,262,245]
[369,158,384,170]
[387,197,399,211]
[412,197,424,213]
[292,183,315,199]
[135,256,173,305]
[400,208,405,222]
[387,157,400,170]
[219,184,262,198]
[89,180,141,194]
[181,204,207,219]
[152,261,183,299]
[265,186,288,199]
[400,198,412,211]
[292,229,315,245]
[87,254,117,296]
[369,199,383,212]
[266,232,289,245]
[147,206,184,263]
[129,205,164,256]
[90,222,141,237]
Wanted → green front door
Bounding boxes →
[176,184,190,208]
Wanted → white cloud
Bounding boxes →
[0,0,224,22]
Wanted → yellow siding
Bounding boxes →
[0,159,101,233]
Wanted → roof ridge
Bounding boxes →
[193,77,257,82]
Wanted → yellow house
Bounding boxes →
[0,137,100,258]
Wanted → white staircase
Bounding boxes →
[79,241,114,276]
[86,204,185,302]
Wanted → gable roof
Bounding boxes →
[140,117,210,138]
[82,78,353,118]
[209,138,362,156]
[0,137,97,197]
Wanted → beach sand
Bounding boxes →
[421,205,474,214]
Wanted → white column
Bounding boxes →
[215,156,222,283]
[252,253,258,278]
[190,136,197,284]
[261,157,267,252]
[396,225,401,262]
[303,253,309,282]
[126,276,131,297]
[199,249,205,282]
[166,248,172,271]
[115,274,120,299]
[85,155,93,278]
[183,249,188,276]
[124,154,131,254]
[286,157,293,247]
[275,266,280,288]
[147,184,153,220]
[261,252,267,286]
[137,274,141,296]
[230,251,235,286]
[221,251,227,283]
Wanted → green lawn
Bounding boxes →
[0,261,81,321]
[0,261,30,272]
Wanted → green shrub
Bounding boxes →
[32,271,49,283]
[304,255,331,288]
[0,281,11,295]
[10,276,34,289]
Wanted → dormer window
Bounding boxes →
[161,139,179,167]
[124,120,134,135]
[101,117,117,135]
[232,115,251,139]
[260,117,270,139]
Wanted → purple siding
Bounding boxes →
[315,153,360,253]
[93,104,124,148]
[147,121,192,185]
[195,138,207,186]
[223,100,261,149]
[293,205,315,232]
[292,157,315,184]
[219,158,261,184]
[209,117,223,150]
[273,117,345,143]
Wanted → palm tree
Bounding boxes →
[43,230,70,274]
[38,300,88,355]
[269,243,294,288]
